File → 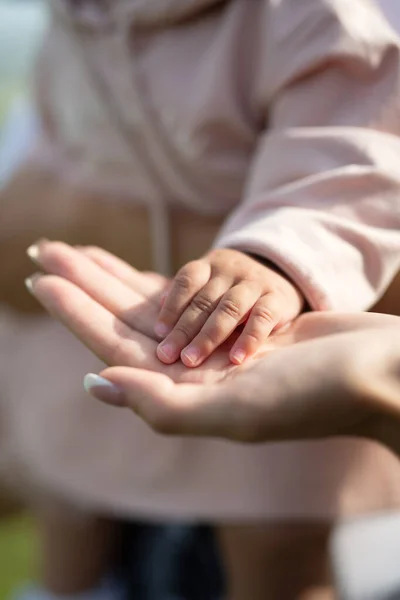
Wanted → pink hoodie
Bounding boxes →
[35,0,400,312]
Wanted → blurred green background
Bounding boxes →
[0,0,47,594]
[0,515,38,597]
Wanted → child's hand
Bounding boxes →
[155,249,305,367]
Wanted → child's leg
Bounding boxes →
[216,522,334,600]
[37,512,116,595]
[33,504,120,598]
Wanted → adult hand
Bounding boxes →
[26,241,400,451]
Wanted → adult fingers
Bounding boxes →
[84,366,240,439]
[79,246,168,296]
[27,240,159,337]
[26,273,160,369]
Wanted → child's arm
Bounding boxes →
[156,0,400,367]
[214,0,400,313]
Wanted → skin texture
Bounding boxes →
[26,241,400,456]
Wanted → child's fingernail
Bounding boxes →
[157,342,178,362]
[83,374,125,407]
[230,349,247,365]
[154,322,171,339]
[182,346,201,367]
[24,273,42,294]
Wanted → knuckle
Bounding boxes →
[242,330,262,346]
[172,260,208,297]
[174,271,194,293]
[179,260,201,279]
[190,293,216,316]
[182,260,201,276]
[252,304,276,327]
[173,322,194,339]
[218,298,242,320]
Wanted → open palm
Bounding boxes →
[28,241,400,442]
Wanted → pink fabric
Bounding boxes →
[378,0,400,31]
[2,0,400,519]
[38,0,400,305]
[214,0,400,311]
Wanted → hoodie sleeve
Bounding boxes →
[215,0,400,311]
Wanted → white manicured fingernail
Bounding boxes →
[25,277,34,293]
[25,274,41,294]
[83,374,125,407]
[27,244,40,262]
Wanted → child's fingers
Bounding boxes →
[229,293,282,364]
[156,277,228,364]
[180,283,261,367]
[155,260,211,338]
